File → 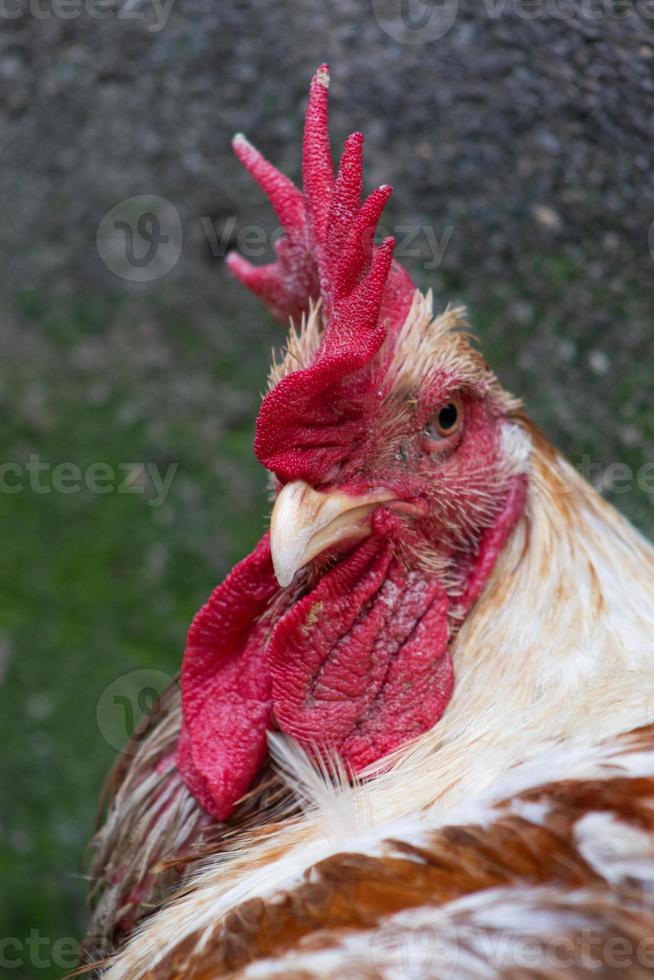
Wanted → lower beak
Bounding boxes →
[270,480,397,588]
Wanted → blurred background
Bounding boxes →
[1,2,653,976]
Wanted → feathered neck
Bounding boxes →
[102,433,654,980]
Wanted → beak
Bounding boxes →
[270,480,397,588]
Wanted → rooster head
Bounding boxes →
[177,66,531,821]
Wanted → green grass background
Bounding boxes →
[0,283,275,978]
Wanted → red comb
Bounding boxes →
[228,65,416,484]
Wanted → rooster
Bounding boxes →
[85,66,654,979]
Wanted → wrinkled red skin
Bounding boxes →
[178,535,278,820]
[177,481,526,821]
[269,510,453,770]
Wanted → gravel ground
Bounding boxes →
[0,3,652,973]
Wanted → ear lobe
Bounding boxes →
[500,422,532,478]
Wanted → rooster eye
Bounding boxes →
[436,402,460,433]
[423,397,463,447]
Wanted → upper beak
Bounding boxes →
[270,480,397,588]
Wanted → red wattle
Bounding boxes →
[177,481,526,821]
[268,512,454,770]
[177,534,278,820]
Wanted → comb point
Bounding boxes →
[315,64,330,88]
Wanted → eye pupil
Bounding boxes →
[438,403,458,431]
[422,397,463,448]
